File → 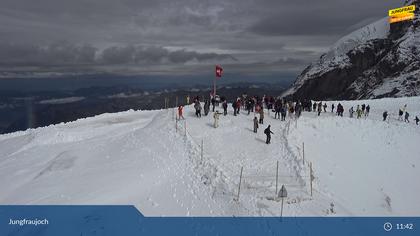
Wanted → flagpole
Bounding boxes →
[214,74,217,98]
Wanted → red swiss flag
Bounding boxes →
[215,65,223,78]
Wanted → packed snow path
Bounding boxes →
[0,96,419,216]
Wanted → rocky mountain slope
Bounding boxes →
[283,0,420,100]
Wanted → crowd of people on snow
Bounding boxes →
[176,94,420,145]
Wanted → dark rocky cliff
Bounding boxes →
[283,0,419,100]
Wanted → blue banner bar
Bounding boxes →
[0,206,418,236]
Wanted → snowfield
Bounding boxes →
[0,96,420,216]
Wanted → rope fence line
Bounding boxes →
[174,118,240,197]
[172,111,317,203]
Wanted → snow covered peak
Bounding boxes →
[323,17,389,62]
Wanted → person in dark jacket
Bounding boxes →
[253,117,259,133]
[336,103,344,117]
[194,101,202,117]
[264,125,274,144]
[211,97,216,112]
[317,102,322,116]
[280,106,287,121]
[365,105,370,117]
[398,109,404,121]
[204,100,210,116]
[383,111,388,121]
[405,111,410,123]
[415,116,419,125]
[274,101,281,119]
[222,100,228,116]
[246,99,252,115]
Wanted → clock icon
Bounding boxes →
[384,222,393,232]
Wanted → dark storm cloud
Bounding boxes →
[0,42,236,66]
[100,45,237,64]
[0,41,97,66]
[246,0,402,36]
[0,0,404,75]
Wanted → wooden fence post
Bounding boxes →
[310,162,313,197]
[302,142,305,165]
[236,167,244,201]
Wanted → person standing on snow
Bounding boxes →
[317,102,322,116]
[194,101,202,117]
[204,100,210,116]
[365,105,370,117]
[383,111,388,121]
[213,111,222,128]
[361,104,366,114]
[253,116,259,133]
[331,103,335,113]
[415,116,419,125]
[349,106,354,118]
[405,111,410,123]
[288,103,295,118]
[399,104,407,121]
[178,105,185,120]
[323,103,327,112]
[236,98,241,114]
[222,100,228,116]
[280,106,287,121]
[211,97,216,112]
[398,109,404,121]
[246,99,252,115]
[186,95,190,105]
[259,108,264,124]
[356,105,362,119]
[336,103,344,117]
[274,102,280,119]
[264,125,274,144]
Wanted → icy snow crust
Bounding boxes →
[1,96,420,216]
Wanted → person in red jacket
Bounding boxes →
[236,100,241,115]
[178,105,185,120]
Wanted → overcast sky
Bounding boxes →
[0,0,403,77]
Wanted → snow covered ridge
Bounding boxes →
[283,1,420,100]
[0,96,419,216]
